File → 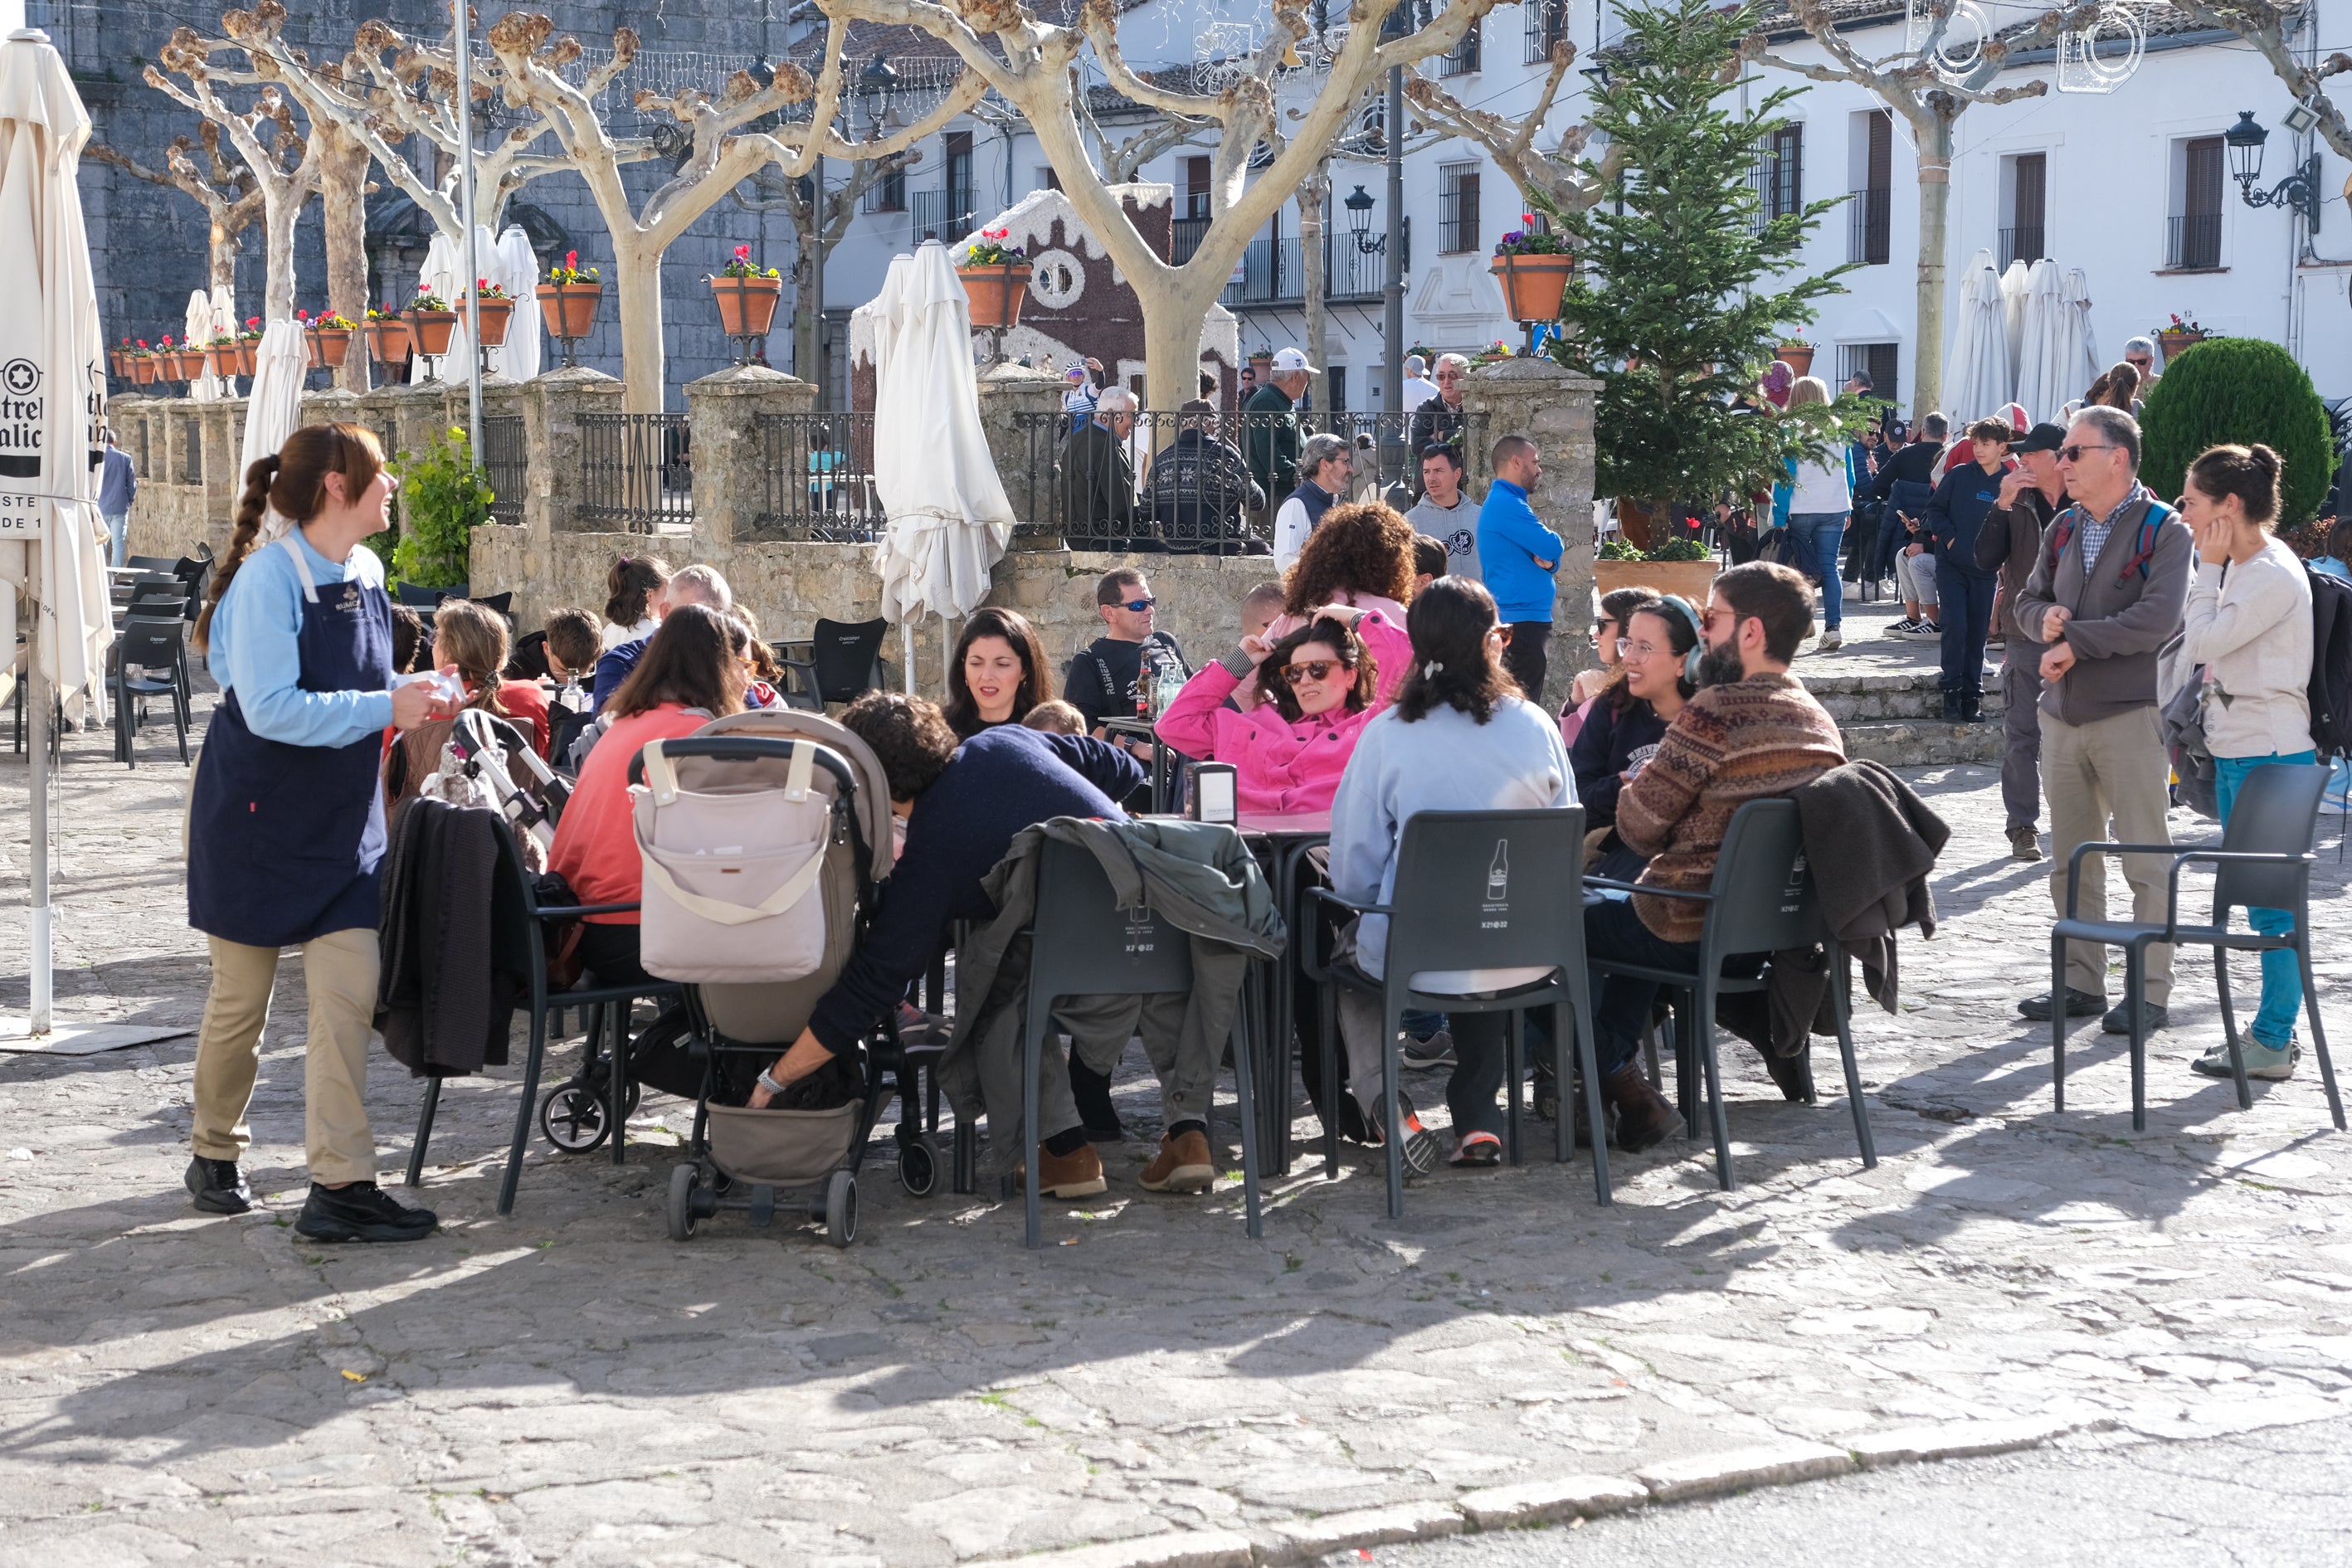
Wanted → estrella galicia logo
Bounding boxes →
[2,359,39,397]
[0,357,41,478]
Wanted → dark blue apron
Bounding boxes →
[187,537,394,948]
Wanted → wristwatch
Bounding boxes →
[757,1069,788,1098]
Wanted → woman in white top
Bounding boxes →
[2178,441,2315,1083]
[1327,577,1575,1171]
[600,553,670,650]
[1782,376,1853,651]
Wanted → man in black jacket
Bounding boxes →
[1976,421,2071,860]
[1146,394,1265,553]
[1057,388,1139,546]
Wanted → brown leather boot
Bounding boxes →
[1138,1127,1215,1193]
[1603,1063,1686,1153]
[1021,1142,1108,1199]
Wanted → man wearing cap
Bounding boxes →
[1063,355,1106,431]
[1976,421,2071,861]
[1401,353,1440,411]
[1245,347,1312,524]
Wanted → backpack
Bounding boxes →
[2306,563,2352,762]
[2045,498,2173,587]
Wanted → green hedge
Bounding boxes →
[2140,337,2335,523]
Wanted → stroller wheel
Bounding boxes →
[540,1082,610,1152]
[666,1162,700,1242]
[898,1137,937,1198]
[824,1169,858,1249]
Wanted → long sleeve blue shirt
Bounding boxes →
[1922,460,2011,577]
[204,533,395,747]
[97,449,135,514]
[1477,480,1565,625]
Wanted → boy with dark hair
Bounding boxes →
[543,607,601,683]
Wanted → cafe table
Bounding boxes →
[1234,809,1330,1173]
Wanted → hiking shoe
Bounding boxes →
[1814,629,1843,653]
[2192,1040,2298,1081]
[1450,1130,1502,1167]
[2102,1001,2170,1036]
[2008,825,2042,862]
[2018,987,2106,1021]
[1602,1063,1685,1153]
[1371,1091,1441,1177]
[293,1181,437,1244]
[1138,1127,1216,1193]
[1020,1142,1108,1200]
[185,1156,253,1215]
[1400,1029,1457,1071]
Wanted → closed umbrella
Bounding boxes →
[184,287,222,401]
[871,241,1015,691]
[236,318,308,539]
[1944,248,2010,427]
[2010,258,2064,431]
[2057,268,2100,411]
[491,224,541,381]
[1999,259,2029,391]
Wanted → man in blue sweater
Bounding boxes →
[744,694,1146,1197]
[1477,435,1565,703]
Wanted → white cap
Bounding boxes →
[1271,346,1315,374]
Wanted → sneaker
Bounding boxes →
[2008,825,2042,862]
[1814,629,1843,653]
[1020,1142,1109,1200]
[2192,1040,2299,1081]
[1450,1130,1502,1167]
[2018,987,2106,1020]
[1371,1091,1441,1177]
[1138,1127,1216,1193]
[2101,1000,2170,1036]
[1400,1029,1457,1071]
[293,1181,437,1244]
[1893,620,1943,641]
[894,1000,953,1047]
[1884,617,1921,637]
[185,1156,253,1215]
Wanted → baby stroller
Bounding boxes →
[628,707,939,1249]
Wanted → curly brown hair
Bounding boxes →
[841,691,961,801]
[1283,501,1417,616]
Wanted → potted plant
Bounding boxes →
[234,315,265,377]
[460,279,514,348]
[710,244,783,337]
[363,303,412,365]
[109,337,130,379]
[206,332,241,379]
[304,309,356,369]
[166,337,201,380]
[1491,214,1575,323]
[389,424,494,591]
[537,250,601,343]
[407,285,458,358]
[957,228,1032,330]
[1774,336,1815,377]
[127,340,157,385]
[2155,311,2205,360]
[1594,532,1721,601]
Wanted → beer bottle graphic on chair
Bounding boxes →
[1487,840,1508,900]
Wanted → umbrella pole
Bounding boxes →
[902,621,914,695]
[455,0,483,462]
[27,581,51,1036]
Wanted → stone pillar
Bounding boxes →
[524,367,626,534]
[975,363,1064,545]
[374,381,450,469]
[297,387,363,433]
[685,364,817,550]
[1458,358,1600,712]
[199,398,245,526]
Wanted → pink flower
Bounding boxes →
[734,243,750,261]
[295,308,309,319]
[246,315,259,328]
[566,250,577,269]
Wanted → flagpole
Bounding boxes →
[455,0,484,461]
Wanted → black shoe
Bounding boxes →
[1960,696,1984,723]
[294,1181,438,1244]
[1941,691,1964,723]
[2019,987,2106,1021]
[2102,1001,2170,1036]
[185,1156,253,1215]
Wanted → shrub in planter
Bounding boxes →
[2140,335,2335,524]
[389,425,493,590]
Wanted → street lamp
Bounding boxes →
[2223,109,2324,231]
[1344,184,1383,254]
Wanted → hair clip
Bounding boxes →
[1423,660,1444,676]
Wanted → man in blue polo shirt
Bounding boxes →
[1477,435,1565,701]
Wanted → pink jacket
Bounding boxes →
[1152,611,1413,816]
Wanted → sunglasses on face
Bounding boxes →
[2059,443,2120,464]
[1113,597,1156,612]
[1278,660,1345,684]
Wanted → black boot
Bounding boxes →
[1602,1063,1687,1153]
[1941,690,1964,723]
[186,1156,253,1215]
[1960,693,1984,723]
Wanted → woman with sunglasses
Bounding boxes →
[1152,601,1410,816]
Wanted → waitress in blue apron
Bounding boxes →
[183,422,455,1242]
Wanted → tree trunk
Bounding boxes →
[1911,116,1954,422]
[319,124,372,391]
[208,216,238,299]
[1299,164,1329,416]
[1137,274,1228,416]
[613,237,666,413]
[261,187,303,324]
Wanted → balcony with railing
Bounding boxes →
[909,187,976,246]
[1214,221,1410,309]
[2166,212,2223,271]
[1524,0,1572,63]
[1172,215,1208,265]
[1999,224,2046,269]
[1848,187,1891,265]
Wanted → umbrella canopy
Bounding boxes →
[1944,248,2012,428]
[1999,259,2029,387]
[2009,259,2065,431]
[872,241,1014,633]
[237,318,308,539]
[184,287,222,401]
[492,224,541,381]
[2057,269,2101,413]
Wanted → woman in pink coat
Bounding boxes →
[1154,603,1412,816]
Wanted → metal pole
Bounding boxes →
[1383,64,1404,416]
[27,551,50,1036]
[455,0,484,453]
[811,153,826,376]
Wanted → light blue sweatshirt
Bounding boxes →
[1476,480,1565,625]
[1327,694,1575,986]
[204,532,394,748]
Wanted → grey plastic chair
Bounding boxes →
[1002,833,1266,1249]
[1585,798,1877,1191]
[112,614,190,767]
[1304,807,1611,1220]
[2052,761,2342,1132]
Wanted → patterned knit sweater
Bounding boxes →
[1615,671,1846,942]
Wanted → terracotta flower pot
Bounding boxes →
[1775,343,1816,377]
[537,281,601,341]
[168,348,195,380]
[1491,252,1574,324]
[2157,329,2204,359]
[957,263,1032,331]
[407,309,458,358]
[364,318,412,364]
[310,327,353,370]
[129,355,157,386]
[107,348,125,377]
[207,343,241,377]
[465,298,514,348]
[711,275,782,337]
[235,341,259,377]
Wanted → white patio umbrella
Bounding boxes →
[236,318,308,538]
[870,241,1015,692]
[1944,248,2011,427]
[2057,269,2101,412]
[491,224,541,381]
[183,287,222,401]
[1999,259,2030,392]
[2009,258,2065,430]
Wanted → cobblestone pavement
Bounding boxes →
[2,685,2350,1568]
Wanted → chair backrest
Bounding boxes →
[505,628,552,681]
[396,582,444,608]
[2213,762,2330,914]
[125,554,179,572]
[1700,798,1822,956]
[124,586,188,618]
[1383,807,1586,981]
[1026,835,1194,1004]
[811,616,889,703]
[117,614,187,666]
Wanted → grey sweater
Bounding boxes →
[2012,489,2192,727]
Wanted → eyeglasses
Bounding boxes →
[1278,660,1344,684]
[2059,443,2121,463]
[1614,639,1666,660]
[1113,597,1156,612]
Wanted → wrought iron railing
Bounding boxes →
[1525,0,1572,63]
[748,411,884,542]
[2167,212,2223,271]
[910,187,976,246]
[1999,223,2046,269]
[1848,187,1892,265]
[481,413,527,528]
[577,411,691,533]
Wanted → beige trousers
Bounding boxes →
[2040,704,2174,1006]
[190,928,380,1186]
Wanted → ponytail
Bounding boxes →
[428,597,512,718]
[605,553,671,628]
[192,454,281,652]
[192,423,385,652]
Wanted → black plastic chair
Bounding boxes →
[1304,807,1609,1219]
[1584,798,1877,1191]
[998,834,1266,1249]
[505,628,553,681]
[2052,761,2343,1133]
[113,615,191,767]
[124,553,181,573]
[770,640,825,711]
[786,616,891,705]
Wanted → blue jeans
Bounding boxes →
[1936,560,1997,698]
[102,510,128,568]
[1788,512,1847,630]
[2216,752,2317,1046]
[1400,1008,1448,1041]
